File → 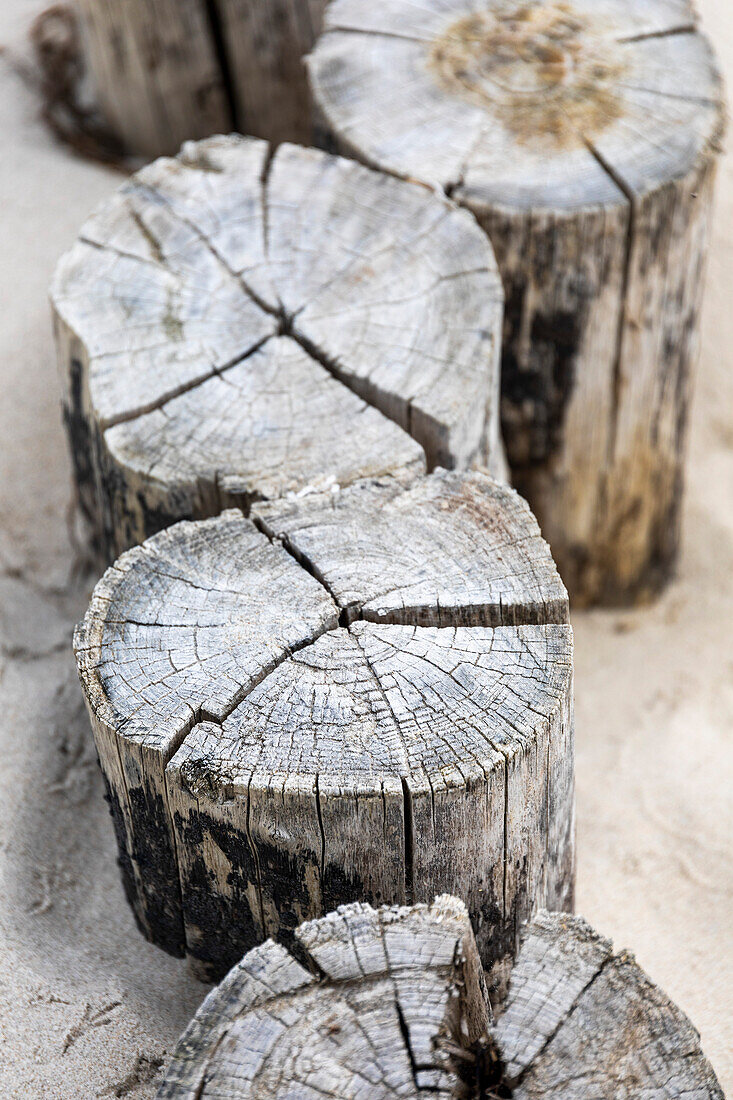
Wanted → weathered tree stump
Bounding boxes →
[158,901,724,1099]
[74,468,573,988]
[75,0,327,155]
[52,134,504,563]
[309,0,726,605]
[493,910,724,1098]
[157,896,491,1099]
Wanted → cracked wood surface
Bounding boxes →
[76,0,327,156]
[157,896,490,1099]
[493,911,724,1098]
[74,468,573,988]
[309,0,726,606]
[52,134,504,563]
[158,902,723,1098]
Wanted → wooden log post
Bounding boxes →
[308,0,726,605]
[157,896,491,1099]
[157,901,725,1099]
[75,0,327,156]
[493,910,724,1098]
[74,468,573,991]
[51,134,505,563]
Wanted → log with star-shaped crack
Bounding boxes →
[52,135,505,564]
[74,468,573,990]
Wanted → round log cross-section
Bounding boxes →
[492,910,724,1098]
[157,901,724,1099]
[51,134,504,563]
[75,0,327,156]
[74,468,573,990]
[309,0,726,605]
[158,896,491,1099]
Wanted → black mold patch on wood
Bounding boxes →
[321,860,375,920]
[63,359,97,525]
[501,285,582,471]
[175,810,263,982]
[100,772,141,926]
[126,783,185,957]
[96,446,185,563]
[254,836,319,939]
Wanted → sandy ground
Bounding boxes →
[0,1,730,1095]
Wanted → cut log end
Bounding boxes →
[157,903,724,1099]
[157,896,491,1100]
[74,468,573,988]
[52,134,504,563]
[494,911,725,1099]
[309,0,726,606]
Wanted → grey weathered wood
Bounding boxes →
[74,509,340,957]
[253,467,569,627]
[309,0,726,605]
[158,902,724,1098]
[157,896,490,1099]
[218,0,327,146]
[52,133,504,562]
[493,911,724,1098]
[74,469,573,989]
[75,0,326,156]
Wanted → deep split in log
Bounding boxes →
[51,134,505,563]
[74,0,327,155]
[74,468,573,990]
[157,896,492,1099]
[157,900,724,1099]
[308,0,726,605]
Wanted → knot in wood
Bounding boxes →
[429,2,626,146]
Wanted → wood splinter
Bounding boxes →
[158,900,725,1099]
[74,468,573,991]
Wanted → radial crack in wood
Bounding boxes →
[254,467,569,627]
[157,896,490,1099]
[308,0,726,605]
[100,335,425,555]
[158,902,724,1098]
[52,134,504,561]
[74,510,339,954]
[493,911,725,1098]
[167,619,573,981]
[74,469,574,985]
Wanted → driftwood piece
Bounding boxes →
[74,469,573,988]
[157,896,490,1099]
[309,0,726,605]
[51,134,504,562]
[75,0,326,155]
[158,903,724,1099]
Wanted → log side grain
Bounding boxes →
[308,0,726,605]
[74,469,573,990]
[76,0,327,156]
